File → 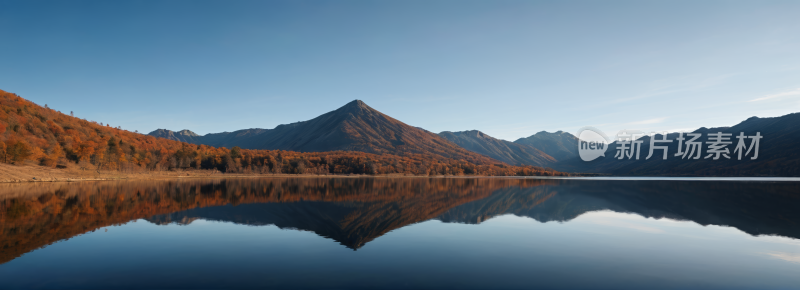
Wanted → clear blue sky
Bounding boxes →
[2,0,799,140]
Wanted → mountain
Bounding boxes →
[151,100,504,165]
[557,113,800,176]
[148,129,202,143]
[514,130,580,161]
[438,130,556,167]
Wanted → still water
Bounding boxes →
[1,178,799,289]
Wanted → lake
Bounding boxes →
[1,177,799,289]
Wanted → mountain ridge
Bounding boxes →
[438,130,556,167]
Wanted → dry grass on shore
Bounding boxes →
[1,162,576,184]
[0,162,223,183]
[0,162,420,183]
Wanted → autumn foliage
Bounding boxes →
[0,90,566,176]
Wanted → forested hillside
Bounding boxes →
[0,90,565,176]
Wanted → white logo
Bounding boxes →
[577,127,610,161]
[577,127,763,162]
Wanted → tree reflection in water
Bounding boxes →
[1,178,798,264]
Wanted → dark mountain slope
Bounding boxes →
[514,130,580,161]
[438,130,556,167]
[198,128,269,148]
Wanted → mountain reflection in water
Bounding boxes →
[1,177,798,264]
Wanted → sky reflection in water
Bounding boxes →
[0,178,798,289]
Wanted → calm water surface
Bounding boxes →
[1,178,799,289]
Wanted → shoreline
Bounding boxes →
[0,162,565,183]
[3,163,797,184]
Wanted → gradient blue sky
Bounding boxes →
[1,0,799,140]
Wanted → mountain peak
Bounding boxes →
[148,128,203,143]
[177,129,199,137]
[343,99,369,109]
[333,100,381,118]
[452,130,489,139]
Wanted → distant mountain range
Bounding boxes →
[151,100,800,176]
[438,130,555,167]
